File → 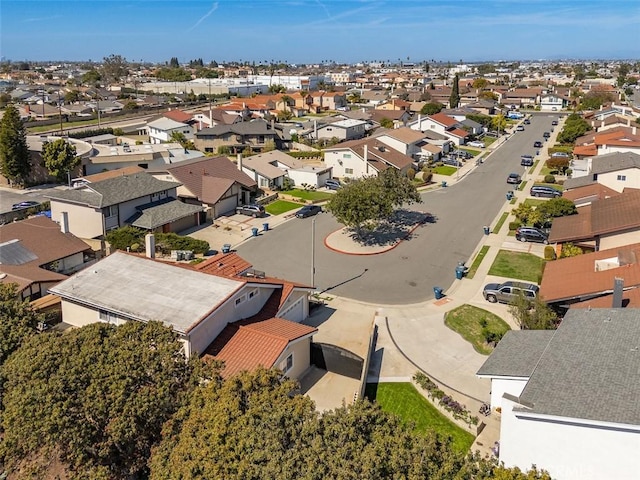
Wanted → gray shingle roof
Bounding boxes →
[47,173,181,208]
[195,119,275,137]
[590,151,640,175]
[563,174,596,190]
[517,309,640,426]
[476,330,555,377]
[126,198,203,229]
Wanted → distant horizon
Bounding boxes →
[1,0,639,64]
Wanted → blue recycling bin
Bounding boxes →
[441,181,447,188]
[222,243,231,254]
[455,265,465,280]
[483,225,490,235]
[433,286,444,300]
[506,191,514,200]
[251,227,259,237]
[263,223,269,231]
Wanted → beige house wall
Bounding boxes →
[51,201,103,239]
[61,300,103,327]
[598,168,640,192]
[599,229,640,250]
[275,338,312,380]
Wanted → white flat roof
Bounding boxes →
[50,252,244,333]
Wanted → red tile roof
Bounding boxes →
[326,137,413,171]
[80,166,144,183]
[562,183,621,204]
[163,109,193,123]
[202,317,317,378]
[195,252,252,277]
[428,112,458,127]
[570,287,640,309]
[539,242,640,303]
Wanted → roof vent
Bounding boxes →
[378,145,385,152]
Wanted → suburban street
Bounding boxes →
[237,113,560,304]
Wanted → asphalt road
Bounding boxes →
[0,188,49,214]
[238,113,561,304]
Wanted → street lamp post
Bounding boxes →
[311,216,316,289]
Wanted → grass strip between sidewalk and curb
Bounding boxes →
[444,304,511,355]
[465,245,490,279]
[492,212,509,234]
[364,382,475,453]
[488,249,546,283]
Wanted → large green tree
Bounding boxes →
[1,321,207,478]
[42,138,80,182]
[100,54,128,84]
[326,169,421,237]
[449,73,460,108]
[0,283,42,367]
[0,103,31,185]
[509,295,558,330]
[557,113,591,144]
[420,102,444,115]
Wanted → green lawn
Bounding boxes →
[365,383,475,453]
[444,304,511,355]
[460,148,481,156]
[483,136,497,146]
[488,249,546,283]
[529,160,540,174]
[523,198,548,208]
[280,189,333,201]
[492,212,509,234]
[433,165,457,176]
[264,200,301,215]
[466,246,490,280]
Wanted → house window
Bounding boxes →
[248,289,259,299]
[343,153,351,159]
[99,309,121,324]
[617,175,626,181]
[235,295,246,307]
[326,127,332,131]
[345,168,354,174]
[279,354,293,373]
[205,147,214,153]
[106,205,118,218]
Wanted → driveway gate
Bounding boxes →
[311,343,363,380]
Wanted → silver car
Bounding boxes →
[483,281,539,304]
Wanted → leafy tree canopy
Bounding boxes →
[0,103,31,185]
[100,54,128,84]
[420,102,444,115]
[509,294,558,330]
[449,73,460,108]
[1,321,209,479]
[0,283,42,367]
[536,197,577,221]
[326,169,421,236]
[557,113,591,144]
[105,226,210,254]
[42,138,80,182]
[81,69,101,85]
[155,66,192,82]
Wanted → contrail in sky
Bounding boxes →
[188,2,219,32]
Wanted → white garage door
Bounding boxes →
[215,196,238,217]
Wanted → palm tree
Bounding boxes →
[280,94,292,114]
[300,91,309,112]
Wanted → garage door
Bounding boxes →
[311,343,363,380]
[215,196,238,218]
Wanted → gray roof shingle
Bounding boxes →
[476,330,555,377]
[126,198,203,229]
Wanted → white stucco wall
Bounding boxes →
[597,145,640,156]
[274,338,312,380]
[599,229,640,250]
[489,377,528,409]
[58,251,85,272]
[50,201,103,239]
[324,150,375,179]
[500,396,640,480]
[597,167,640,192]
[377,136,408,155]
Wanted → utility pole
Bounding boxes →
[311,216,316,288]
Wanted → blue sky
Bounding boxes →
[1,0,639,63]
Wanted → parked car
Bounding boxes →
[524,118,531,125]
[533,141,543,148]
[507,173,521,184]
[530,185,562,198]
[483,281,539,304]
[11,201,40,210]
[551,151,569,158]
[325,179,341,190]
[295,205,322,218]
[467,141,485,148]
[520,155,534,166]
[452,149,472,159]
[515,226,549,244]
[516,125,525,131]
[551,120,559,126]
[235,204,265,217]
[443,157,463,167]
[543,131,551,139]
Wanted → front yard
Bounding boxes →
[264,200,301,216]
[280,189,333,202]
[365,382,475,453]
[488,249,546,283]
[444,304,510,355]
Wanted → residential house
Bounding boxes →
[240,150,332,190]
[308,91,347,112]
[374,127,429,159]
[313,119,367,142]
[539,242,640,308]
[572,126,640,160]
[0,216,93,301]
[191,108,242,129]
[564,151,640,192]
[539,93,568,111]
[46,172,204,239]
[561,182,621,208]
[369,109,411,129]
[477,309,640,480]
[502,88,542,108]
[548,189,640,251]
[324,138,412,179]
[409,112,469,146]
[151,156,257,218]
[465,99,497,116]
[360,90,389,106]
[194,119,279,154]
[147,117,195,144]
[50,250,315,379]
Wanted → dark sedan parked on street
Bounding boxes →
[515,226,549,244]
[530,185,562,198]
[295,205,322,218]
[507,173,521,184]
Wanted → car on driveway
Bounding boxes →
[533,141,543,148]
[325,179,341,190]
[467,141,485,148]
[236,204,265,217]
[443,157,463,167]
[483,281,539,303]
[507,173,521,184]
[530,185,562,198]
[521,155,534,166]
[11,201,40,210]
[295,205,322,218]
[515,226,549,244]
[452,149,472,159]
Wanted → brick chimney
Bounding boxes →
[60,212,69,233]
[237,152,243,171]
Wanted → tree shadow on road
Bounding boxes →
[347,209,435,247]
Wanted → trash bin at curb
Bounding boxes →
[483,225,490,235]
[251,227,259,237]
[222,243,231,254]
[506,191,514,200]
[263,223,269,231]
[433,286,443,300]
[441,181,447,187]
[455,265,465,280]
